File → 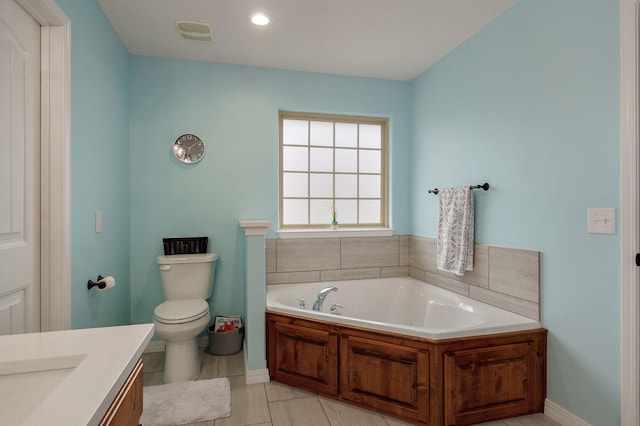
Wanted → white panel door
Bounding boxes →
[0,0,40,334]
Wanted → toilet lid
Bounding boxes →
[154,299,209,324]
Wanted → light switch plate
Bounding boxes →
[95,211,102,233]
[587,208,615,234]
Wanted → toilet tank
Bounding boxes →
[157,253,219,300]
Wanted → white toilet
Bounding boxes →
[154,252,219,383]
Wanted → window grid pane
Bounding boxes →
[283,172,308,197]
[335,174,357,198]
[310,121,334,147]
[281,112,386,228]
[283,146,309,171]
[359,124,382,149]
[335,122,357,147]
[310,173,333,198]
[283,119,309,146]
[283,199,309,224]
[310,147,334,172]
[335,149,357,173]
[359,174,381,198]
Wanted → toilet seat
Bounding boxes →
[154,299,209,324]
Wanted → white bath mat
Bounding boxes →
[141,378,231,426]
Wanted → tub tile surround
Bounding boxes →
[266,235,540,320]
[409,236,540,320]
[275,238,341,272]
[488,246,540,303]
[341,237,404,268]
[267,236,410,284]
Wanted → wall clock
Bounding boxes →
[173,133,205,164]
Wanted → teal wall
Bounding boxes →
[56,0,622,423]
[410,1,620,424]
[57,0,131,328]
[128,57,412,325]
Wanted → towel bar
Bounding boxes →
[428,182,489,195]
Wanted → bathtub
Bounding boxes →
[266,276,546,425]
[266,276,541,340]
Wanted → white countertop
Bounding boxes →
[0,324,154,426]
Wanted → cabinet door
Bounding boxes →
[340,335,429,423]
[268,321,338,396]
[99,359,143,426]
[444,342,538,425]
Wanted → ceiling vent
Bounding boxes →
[176,21,213,41]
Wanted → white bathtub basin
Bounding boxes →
[267,276,541,340]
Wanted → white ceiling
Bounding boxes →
[97,0,518,82]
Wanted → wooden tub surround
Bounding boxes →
[267,312,547,426]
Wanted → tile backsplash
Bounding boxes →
[408,236,540,320]
[266,235,540,320]
[266,236,409,284]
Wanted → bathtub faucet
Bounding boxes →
[312,286,338,311]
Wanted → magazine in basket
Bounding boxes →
[214,315,242,332]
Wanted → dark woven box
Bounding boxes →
[162,237,208,255]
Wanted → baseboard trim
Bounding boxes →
[243,342,270,384]
[245,367,270,384]
[545,399,592,426]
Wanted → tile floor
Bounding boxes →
[142,349,562,426]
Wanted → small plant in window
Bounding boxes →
[328,203,338,229]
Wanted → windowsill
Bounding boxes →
[277,228,394,239]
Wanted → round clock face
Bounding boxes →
[173,134,205,164]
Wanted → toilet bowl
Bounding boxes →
[154,253,218,383]
[154,299,211,383]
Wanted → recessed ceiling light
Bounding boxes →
[249,12,272,26]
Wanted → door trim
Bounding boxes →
[620,0,639,424]
[17,0,70,331]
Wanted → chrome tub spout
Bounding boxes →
[312,286,338,311]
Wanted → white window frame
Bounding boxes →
[279,112,388,231]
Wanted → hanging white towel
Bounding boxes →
[437,186,474,276]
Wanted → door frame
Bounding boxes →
[17,0,70,331]
[621,0,639,424]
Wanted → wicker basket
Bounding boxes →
[208,326,244,355]
[162,237,208,255]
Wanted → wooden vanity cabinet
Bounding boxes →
[99,358,144,426]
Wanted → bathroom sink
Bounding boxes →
[0,353,86,425]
